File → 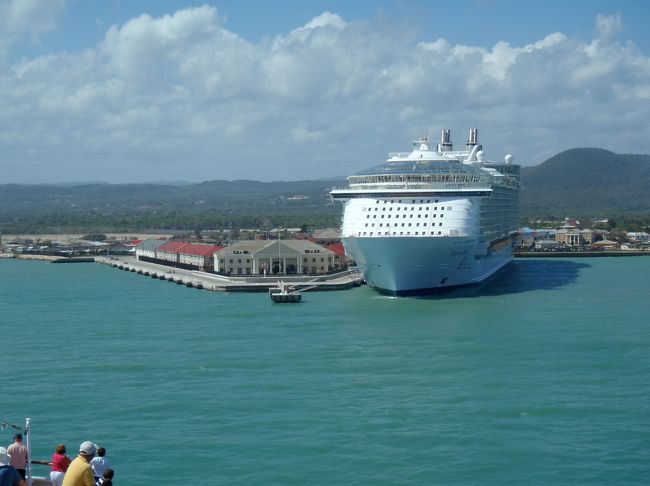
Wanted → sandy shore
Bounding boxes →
[0,253,61,261]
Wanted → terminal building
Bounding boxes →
[134,236,342,276]
[215,239,335,276]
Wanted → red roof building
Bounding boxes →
[179,243,224,257]
[156,241,192,263]
[326,242,351,269]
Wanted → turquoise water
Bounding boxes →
[2,257,649,485]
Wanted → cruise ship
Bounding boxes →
[330,129,520,295]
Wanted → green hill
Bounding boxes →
[520,148,650,215]
[0,179,346,233]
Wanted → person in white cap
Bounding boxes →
[0,446,26,486]
[61,441,96,486]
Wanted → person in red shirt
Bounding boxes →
[50,444,71,486]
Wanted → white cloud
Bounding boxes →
[0,0,66,62]
[0,6,649,183]
[304,11,346,30]
[596,13,622,40]
[291,125,323,143]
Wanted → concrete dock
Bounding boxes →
[95,256,363,292]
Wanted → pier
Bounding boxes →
[95,256,363,292]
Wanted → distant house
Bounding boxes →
[555,229,581,246]
[627,232,650,243]
[108,241,137,254]
[562,218,580,228]
[555,228,596,246]
[534,239,562,250]
[312,228,341,245]
[591,239,620,250]
[579,229,597,245]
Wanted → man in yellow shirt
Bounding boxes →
[62,441,96,486]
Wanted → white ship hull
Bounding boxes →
[343,235,513,295]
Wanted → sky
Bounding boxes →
[1,0,649,183]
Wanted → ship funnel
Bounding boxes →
[439,129,452,152]
[467,128,478,147]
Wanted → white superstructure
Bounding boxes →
[330,129,520,295]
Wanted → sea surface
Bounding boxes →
[1,257,649,485]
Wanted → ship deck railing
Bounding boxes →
[334,182,490,191]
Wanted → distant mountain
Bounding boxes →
[0,178,348,233]
[520,148,650,215]
[0,178,347,216]
[1,147,649,233]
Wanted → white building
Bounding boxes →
[215,240,335,275]
[627,232,650,243]
[135,238,168,260]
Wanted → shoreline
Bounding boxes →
[0,253,61,261]
[1,232,173,243]
[5,250,650,264]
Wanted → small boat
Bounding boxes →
[269,281,301,303]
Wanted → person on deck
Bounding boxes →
[0,447,26,486]
[62,442,96,486]
[7,434,27,481]
[89,448,110,484]
[50,444,71,486]
[97,468,113,486]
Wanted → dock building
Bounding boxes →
[215,239,335,276]
[135,238,167,260]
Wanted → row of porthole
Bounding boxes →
[366,214,443,219]
[365,222,444,228]
[363,205,451,212]
[376,199,440,204]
